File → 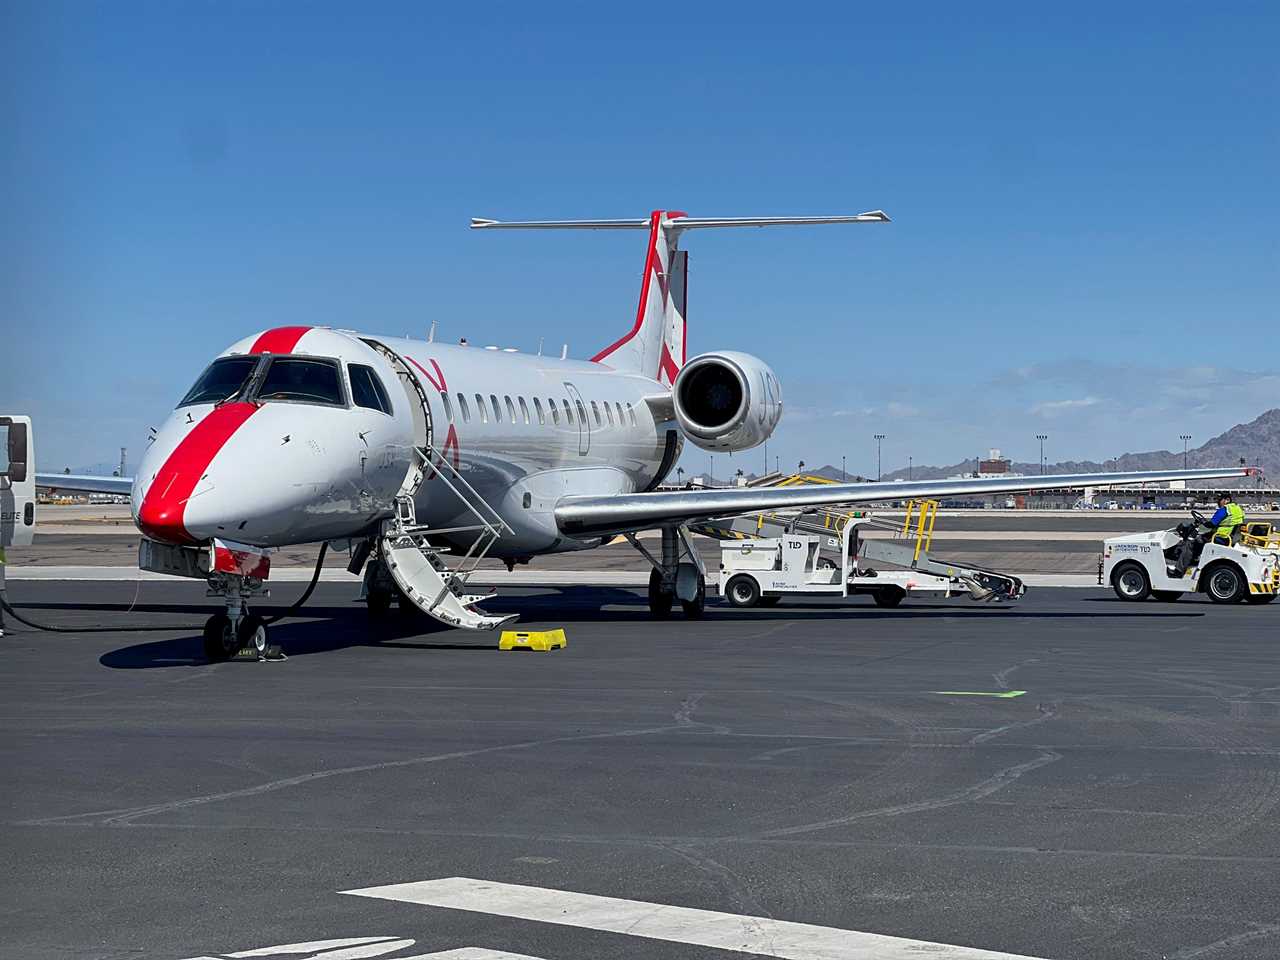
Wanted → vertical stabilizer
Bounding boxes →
[591,210,688,386]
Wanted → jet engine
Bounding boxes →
[672,351,782,452]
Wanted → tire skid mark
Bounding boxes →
[19,722,687,827]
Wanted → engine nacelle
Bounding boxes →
[672,351,783,453]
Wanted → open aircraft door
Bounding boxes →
[1,416,36,548]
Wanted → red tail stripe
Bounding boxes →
[591,210,665,364]
[136,402,260,544]
[249,326,312,354]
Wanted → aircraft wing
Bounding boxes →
[36,473,134,496]
[554,467,1251,539]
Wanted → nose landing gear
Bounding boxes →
[203,574,278,661]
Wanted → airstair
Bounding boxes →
[374,445,518,631]
[693,477,1025,603]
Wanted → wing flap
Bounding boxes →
[554,467,1250,538]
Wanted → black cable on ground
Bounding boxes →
[262,542,327,624]
[0,584,192,633]
[0,541,329,634]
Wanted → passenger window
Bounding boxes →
[490,394,502,423]
[348,364,393,415]
[441,392,453,423]
[574,399,587,424]
[604,403,614,426]
[626,402,637,426]
[257,358,344,406]
[533,398,545,424]
[179,356,259,407]
[457,393,470,422]
[475,394,488,423]
[504,395,516,423]
[591,401,602,426]
[615,402,624,425]
[518,397,530,424]
[562,399,574,424]
[549,399,560,425]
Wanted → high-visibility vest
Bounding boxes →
[1217,502,1246,538]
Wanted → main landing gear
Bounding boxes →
[202,573,272,661]
[628,526,707,620]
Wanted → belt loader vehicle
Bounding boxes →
[717,498,1025,608]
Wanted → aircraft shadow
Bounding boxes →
[91,585,1205,669]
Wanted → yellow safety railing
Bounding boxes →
[1240,522,1280,550]
[901,498,940,563]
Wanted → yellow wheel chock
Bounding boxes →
[499,628,567,651]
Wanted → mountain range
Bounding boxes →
[810,408,1278,486]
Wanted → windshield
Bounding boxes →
[256,357,344,406]
[178,357,259,407]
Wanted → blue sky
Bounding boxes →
[2,2,1277,477]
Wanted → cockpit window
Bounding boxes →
[348,364,393,415]
[178,356,259,407]
[256,357,345,406]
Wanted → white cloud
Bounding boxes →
[1031,396,1103,416]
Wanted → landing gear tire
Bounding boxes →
[202,614,237,661]
[725,575,760,608]
[1152,590,1182,602]
[1111,562,1151,601]
[1205,564,1247,604]
[237,614,268,656]
[1246,593,1276,604]
[648,568,674,619]
[681,574,706,619]
[873,586,905,608]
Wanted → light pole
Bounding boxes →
[841,455,846,481]
[874,434,886,481]
[1036,434,1048,475]
[1180,434,1192,469]
[908,456,913,480]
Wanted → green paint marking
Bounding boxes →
[933,690,1027,698]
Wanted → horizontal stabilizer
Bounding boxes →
[470,211,890,232]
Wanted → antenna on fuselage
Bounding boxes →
[428,320,437,343]
[561,343,568,360]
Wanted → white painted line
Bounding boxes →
[231,938,414,958]
[400,951,549,960]
[182,942,546,960]
[342,876,1051,960]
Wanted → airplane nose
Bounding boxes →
[134,402,262,545]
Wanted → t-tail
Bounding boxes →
[471,208,890,387]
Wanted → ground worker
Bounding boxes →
[1207,493,1246,545]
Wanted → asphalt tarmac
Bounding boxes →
[3,581,1280,960]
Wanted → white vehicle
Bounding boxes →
[1103,511,1279,604]
[719,517,1006,609]
[14,207,1252,654]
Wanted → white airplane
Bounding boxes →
[19,208,1249,657]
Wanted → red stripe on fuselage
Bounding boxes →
[249,326,312,354]
[136,402,261,544]
[408,356,448,392]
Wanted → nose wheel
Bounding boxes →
[203,572,276,660]
[202,614,238,661]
